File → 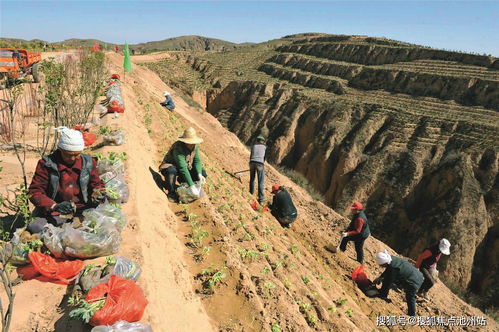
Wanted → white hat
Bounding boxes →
[163,91,170,96]
[56,126,84,152]
[439,238,451,255]
[376,249,392,265]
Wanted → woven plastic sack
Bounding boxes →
[101,172,129,204]
[103,131,126,146]
[97,158,125,176]
[176,183,204,203]
[86,275,148,326]
[17,251,83,285]
[83,203,126,232]
[91,320,152,332]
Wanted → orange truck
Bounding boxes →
[0,48,42,88]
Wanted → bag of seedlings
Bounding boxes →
[91,321,152,332]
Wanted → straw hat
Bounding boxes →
[178,127,203,144]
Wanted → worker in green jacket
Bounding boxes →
[373,250,424,316]
[159,127,207,202]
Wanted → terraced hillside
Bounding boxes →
[143,34,499,316]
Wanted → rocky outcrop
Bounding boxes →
[205,81,499,303]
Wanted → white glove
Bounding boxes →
[188,185,200,197]
[198,173,206,185]
[342,232,348,238]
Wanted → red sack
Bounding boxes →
[17,252,84,285]
[72,126,97,146]
[351,265,372,289]
[86,275,148,326]
[250,201,269,212]
[107,100,125,113]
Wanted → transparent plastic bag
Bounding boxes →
[97,158,125,176]
[103,130,126,146]
[107,256,141,281]
[101,172,129,204]
[91,320,152,332]
[1,229,38,265]
[40,224,65,258]
[42,222,121,259]
[83,203,126,232]
[176,183,204,203]
[62,223,121,259]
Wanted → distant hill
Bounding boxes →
[130,35,249,53]
[0,38,48,47]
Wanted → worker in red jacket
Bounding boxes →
[27,127,104,233]
[415,238,451,298]
[338,201,370,263]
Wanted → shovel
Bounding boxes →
[327,233,346,253]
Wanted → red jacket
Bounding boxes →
[28,151,103,214]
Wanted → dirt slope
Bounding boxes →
[122,53,498,330]
[1,51,497,331]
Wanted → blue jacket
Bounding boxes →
[161,95,175,110]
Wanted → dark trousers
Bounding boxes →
[161,166,207,194]
[405,284,420,316]
[340,234,367,263]
[249,162,265,202]
[419,267,436,293]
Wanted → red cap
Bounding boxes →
[349,201,363,210]
[111,73,120,80]
[271,185,280,193]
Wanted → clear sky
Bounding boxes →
[1,1,498,55]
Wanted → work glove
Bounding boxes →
[373,277,382,285]
[188,185,200,197]
[52,201,74,215]
[341,232,349,238]
[198,173,206,185]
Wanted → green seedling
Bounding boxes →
[301,276,310,284]
[239,249,260,261]
[187,212,198,222]
[190,223,209,248]
[290,244,299,255]
[271,322,281,332]
[306,313,317,327]
[328,304,337,313]
[242,231,253,241]
[336,297,348,306]
[271,258,284,271]
[262,266,271,275]
[81,264,96,276]
[311,291,318,297]
[69,298,105,323]
[283,279,292,289]
[345,308,354,318]
[260,243,271,251]
[263,281,276,295]
[98,126,111,135]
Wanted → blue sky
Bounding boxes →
[1,1,498,55]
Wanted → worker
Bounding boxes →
[269,185,297,227]
[159,127,206,202]
[338,201,370,263]
[415,238,451,298]
[160,91,176,111]
[27,127,104,233]
[373,250,424,316]
[249,136,266,202]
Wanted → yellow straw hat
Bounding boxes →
[178,127,203,144]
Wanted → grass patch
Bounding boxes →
[278,167,325,202]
